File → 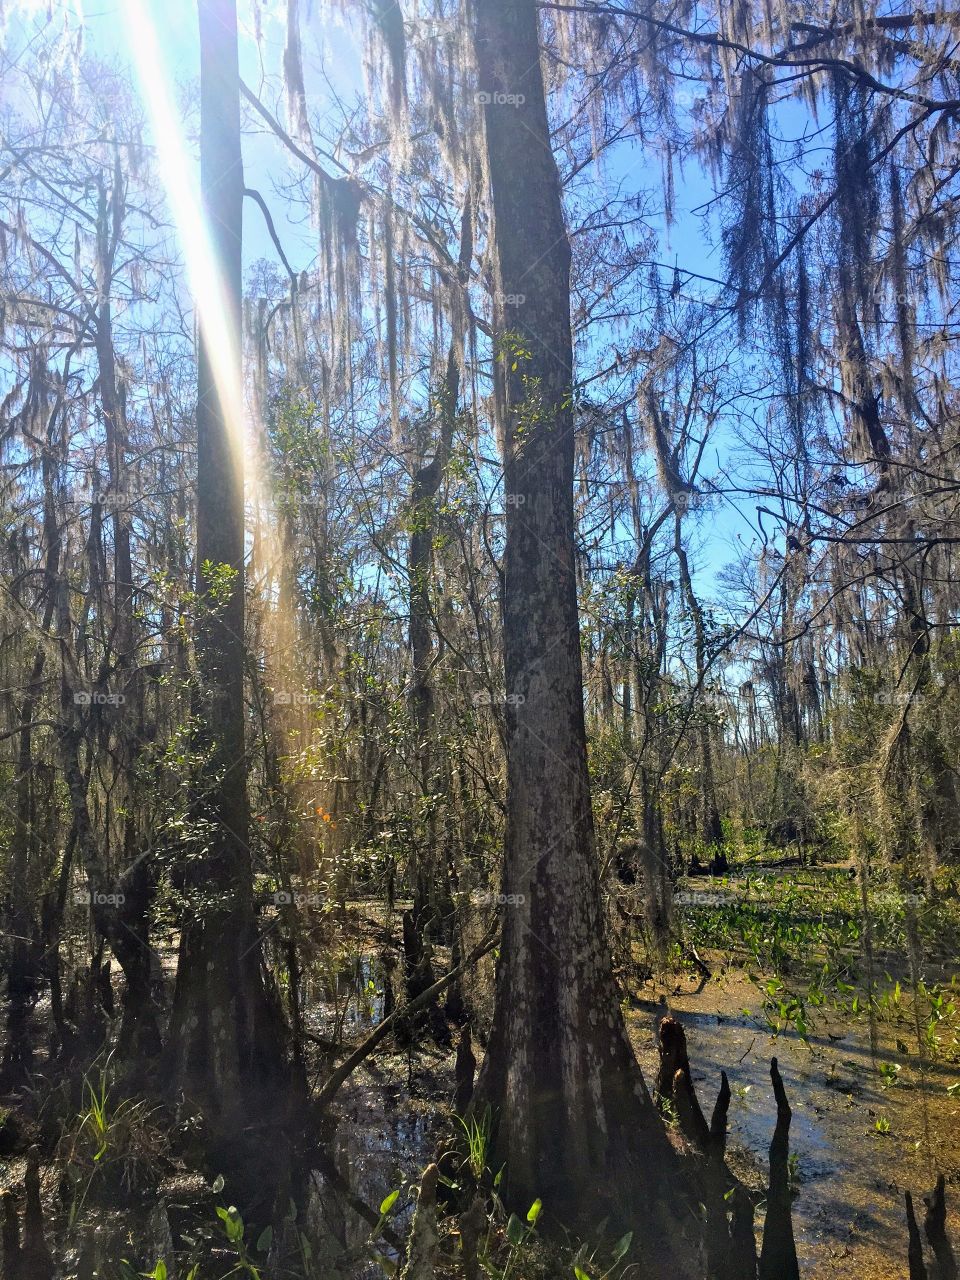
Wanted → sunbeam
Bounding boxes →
[120,0,246,483]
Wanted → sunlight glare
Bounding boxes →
[120,0,326,874]
[120,0,246,480]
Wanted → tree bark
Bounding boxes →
[470,0,683,1235]
[404,199,472,994]
[169,0,285,1115]
[758,1058,799,1280]
[404,343,460,1001]
[675,523,723,849]
[93,170,160,1059]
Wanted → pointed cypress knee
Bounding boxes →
[2,1190,21,1280]
[459,1196,485,1280]
[731,1185,758,1280]
[453,1026,476,1117]
[923,1174,957,1280]
[707,1069,756,1280]
[400,1163,439,1280]
[906,1191,927,1280]
[710,1070,731,1161]
[20,1149,53,1280]
[758,1058,799,1280]
[678,1064,752,1280]
[658,1016,710,1151]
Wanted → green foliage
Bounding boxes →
[57,1053,164,1221]
[198,559,239,609]
[455,1104,495,1182]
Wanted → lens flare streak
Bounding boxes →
[120,0,246,476]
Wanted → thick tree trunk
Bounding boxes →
[470,0,682,1235]
[169,0,284,1115]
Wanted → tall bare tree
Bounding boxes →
[169,0,285,1113]
[470,0,685,1238]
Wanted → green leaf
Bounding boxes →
[611,1231,633,1261]
[218,1207,243,1243]
[153,1263,167,1280]
[379,1188,400,1216]
[574,1268,594,1280]
[506,1213,526,1247]
[256,1226,273,1253]
[526,1198,542,1225]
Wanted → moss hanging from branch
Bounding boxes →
[283,0,312,150]
[366,0,408,114]
[722,65,776,334]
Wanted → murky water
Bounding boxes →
[304,954,388,1040]
[298,1076,442,1278]
[629,973,960,1278]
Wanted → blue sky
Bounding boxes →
[4,0,775,601]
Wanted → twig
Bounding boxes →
[314,925,499,1109]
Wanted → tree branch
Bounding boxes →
[314,923,499,1108]
[243,187,298,285]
